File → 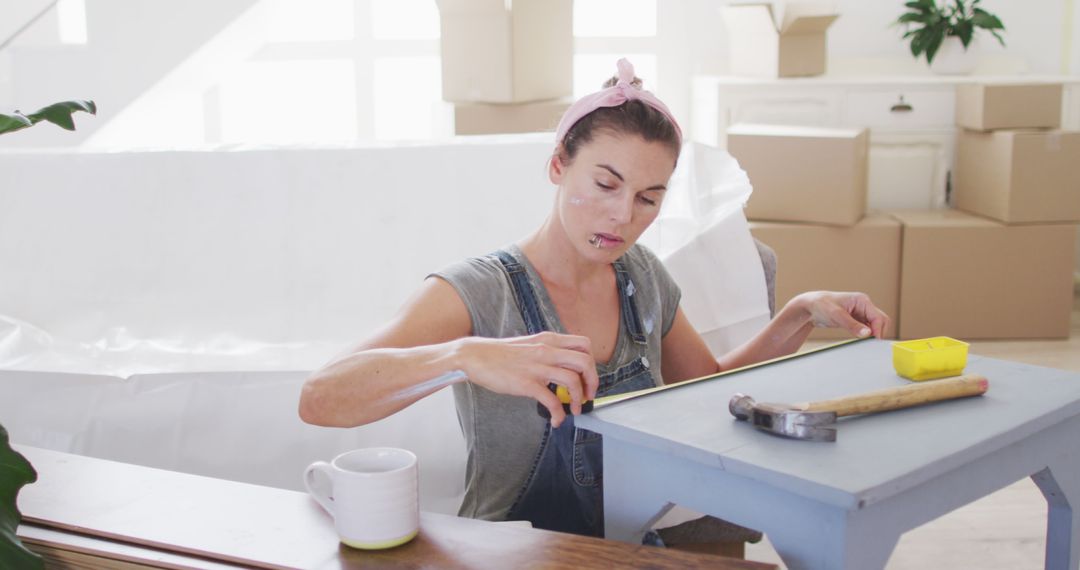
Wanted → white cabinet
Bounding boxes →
[841,87,955,130]
[692,75,1080,212]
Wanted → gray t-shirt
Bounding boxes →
[431,243,682,521]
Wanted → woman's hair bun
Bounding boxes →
[602,75,644,89]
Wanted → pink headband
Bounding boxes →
[554,58,682,146]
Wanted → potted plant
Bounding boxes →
[895,0,1006,74]
[0,99,95,569]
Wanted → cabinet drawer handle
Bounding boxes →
[891,95,914,113]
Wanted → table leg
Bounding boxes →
[601,439,674,544]
[601,440,903,569]
[764,505,900,570]
[1032,457,1080,570]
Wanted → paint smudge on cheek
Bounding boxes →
[569,196,586,206]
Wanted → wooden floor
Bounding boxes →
[744,287,1080,569]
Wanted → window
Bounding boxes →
[572,0,658,97]
[370,0,439,41]
[264,0,354,42]
[574,0,656,37]
[220,0,659,143]
[24,0,665,147]
[57,0,88,44]
[373,56,444,140]
[218,60,358,144]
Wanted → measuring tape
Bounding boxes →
[589,337,870,410]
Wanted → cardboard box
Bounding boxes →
[721,3,839,78]
[452,98,571,135]
[437,0,573,103]
[749,215,901,339]
[891,209,1077,340]
[729,124,869,226]
[953,129,1080,223]
[955,83,1063,131]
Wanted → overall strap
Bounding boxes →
[493,249,549,335]
[612,259,648,345]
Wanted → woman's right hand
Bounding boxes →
[453,332,600,427]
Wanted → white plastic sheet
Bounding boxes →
[640,142,770,355]
[0,137,557,377]
[0,369,467,515]
[0,136,765,517]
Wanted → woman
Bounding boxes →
[299,59,889,538]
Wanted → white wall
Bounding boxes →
[0,0,55,47]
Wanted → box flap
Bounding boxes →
[436,0,509,14]
[781,13,839,34]
[779,1,839,33]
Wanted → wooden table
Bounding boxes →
[15,446,775,569]
[577,339,1080,570]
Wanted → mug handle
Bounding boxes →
[303,461,335,517]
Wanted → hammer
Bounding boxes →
[728,374,989,442]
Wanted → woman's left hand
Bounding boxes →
[796,291,891,339]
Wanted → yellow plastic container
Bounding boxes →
[892,336,969,381]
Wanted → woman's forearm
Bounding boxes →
[717,294,814,372]
[298,340,467,428]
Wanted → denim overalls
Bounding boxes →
[494,250,657,537]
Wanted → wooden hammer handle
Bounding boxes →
[799,374,988,417]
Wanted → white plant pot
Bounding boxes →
[930,36,979,75]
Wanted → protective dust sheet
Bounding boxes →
[0,136,766,518]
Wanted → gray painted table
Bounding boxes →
[577,339,1080,570]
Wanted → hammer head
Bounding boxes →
[729,393,838,442]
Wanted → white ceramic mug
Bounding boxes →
[304,447,419,549]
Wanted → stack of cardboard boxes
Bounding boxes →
[731,83,1079,340]
[437,0,574,135]
[730,124,901,339]
[721,3,904,341]
[913,83,1078,339]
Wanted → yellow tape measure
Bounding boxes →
[590,337,868,410]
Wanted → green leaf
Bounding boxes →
[924,24,946,63]
[23,100,97,132]
[971,11,1004,30]
[910,28,928,56]
[0,424,43,570]
[904,0,936,14]
[0,113,33,135]
[946,0,961,21]
[956,21,974,47]
[896,12,925,24]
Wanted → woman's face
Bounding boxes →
[549,130,677,262]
